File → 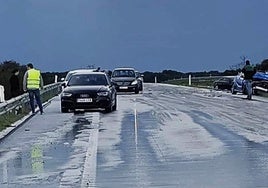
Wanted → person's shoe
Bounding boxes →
[40,111,44,115]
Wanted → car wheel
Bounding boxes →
[214,85,219,90]
[253,89,258,95]
[135,87,139,94]
[105,105,112,113]
[112,99,117,111]
[242,87,247,95]
[140,83,143,91]
[61,107,69,113]
[231,85,237,94]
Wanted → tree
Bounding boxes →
[229,56,247,70]
[260,59,268,72]
[0,60,26,100]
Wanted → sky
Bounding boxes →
[0,0,267,73]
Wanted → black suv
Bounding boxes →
[111,68,141,94]
[61,72,117,113]
[213,77,234,90]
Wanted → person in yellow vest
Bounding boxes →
[23,63,44,114]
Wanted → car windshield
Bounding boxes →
[217,77,232,82]
[65,72,76,81]
[65,69,96,81]
[112,70,135,77]
[68,74,108,86]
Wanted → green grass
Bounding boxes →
[0,110,30,132]
[0,92,57,132]
[0,83,61,132]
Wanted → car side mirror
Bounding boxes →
[61,82,66,88]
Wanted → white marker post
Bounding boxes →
[188,74,191,86]
[54,75,58,83]
[0,85,5,103]
[134,100,138,146]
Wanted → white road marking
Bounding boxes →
[80,113,99,188]
[59,113,99,188]
[134,99,138,146]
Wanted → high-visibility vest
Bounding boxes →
[27,69,41,89]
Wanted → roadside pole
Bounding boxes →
[189,75,192,86]
[54,75,58,83]
[0,85,5,103]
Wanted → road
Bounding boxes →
[1,83,268,188]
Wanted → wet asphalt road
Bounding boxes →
[0,83,268,188]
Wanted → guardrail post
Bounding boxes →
[188,75,191,86]
[0,85,5,103]
[55,75,58,83]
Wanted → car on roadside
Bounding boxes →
[60,72,117,113]
[111,67,141,94]
[231,75,247,94]
[213,77,234,90]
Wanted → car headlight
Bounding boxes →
[61,92,72,97]
[131,80,138,85]
[97,91,109,96]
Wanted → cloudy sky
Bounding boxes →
[0,0,267,73]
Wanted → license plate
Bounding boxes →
[119,86,128,89]
[77,98,92,103]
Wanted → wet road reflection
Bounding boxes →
[0,111,93,187]
[94,90,268,188]
[1,84,268,187]
[96,110,268,187]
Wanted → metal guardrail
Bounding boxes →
[0,83,61,117]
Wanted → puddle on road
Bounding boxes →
[0,119,91,187]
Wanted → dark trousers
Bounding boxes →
[244,80,252,99]
[28,89,43,113]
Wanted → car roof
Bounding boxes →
[64,69,98,81]
[72,71,106,75]
[68,69,96,73]
[215,77,234,81]
[113,67,135,71]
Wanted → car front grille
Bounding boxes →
[73,93,97,98]
[80,94,90,98]
[116,81,131,86]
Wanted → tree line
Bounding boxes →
[1,59,268,100]
[0,60,67,100]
